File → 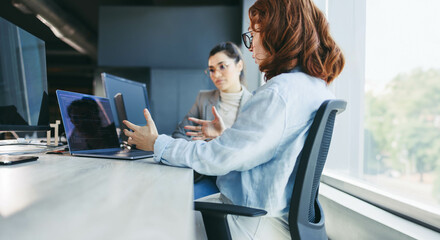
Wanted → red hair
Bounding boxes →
[249,0,345,83]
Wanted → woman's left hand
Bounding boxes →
[123,108,158,151]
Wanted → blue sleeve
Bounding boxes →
[153,87,287,176]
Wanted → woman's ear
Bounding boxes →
[237,60,244,72]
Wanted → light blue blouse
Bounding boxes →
[153,69,335,217]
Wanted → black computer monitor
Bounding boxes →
[0,17,50,131]
[101,73,150,128]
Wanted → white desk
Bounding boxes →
[0,154,194,240]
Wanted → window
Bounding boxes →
[364,0,440,211]
[322,0,440,230]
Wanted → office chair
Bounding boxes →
[194,99,347,240]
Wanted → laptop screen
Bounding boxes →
[56,90,120,151]
[102,73,150,127]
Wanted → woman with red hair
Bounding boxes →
[124,0,344,238]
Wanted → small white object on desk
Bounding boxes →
[46,120,61,146]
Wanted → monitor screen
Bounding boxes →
[0,17,49,131]
[102,73,150,127]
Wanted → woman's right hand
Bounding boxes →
[184,106,225,140]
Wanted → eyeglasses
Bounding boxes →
[204,62,234,76]
[242,31,253,49]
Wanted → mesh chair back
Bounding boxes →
[289,99,346,240]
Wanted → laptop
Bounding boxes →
[56,90,154,160]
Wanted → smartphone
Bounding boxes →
[0,155,38,165]
[114,93,130,143]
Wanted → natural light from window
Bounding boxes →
[364,0,440,211]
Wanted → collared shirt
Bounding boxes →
[154,69,335,217]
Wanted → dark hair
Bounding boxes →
[67,97,99,119]
[249,0,345,83]
[209,41,246,85]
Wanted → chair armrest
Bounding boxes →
[194,202,267,240]
[194,202,267,217]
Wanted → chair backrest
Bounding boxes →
[288,99,346,240]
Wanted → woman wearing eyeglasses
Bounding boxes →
[172,41,252,142]
[172,42,252,200]
[123,0,344,238]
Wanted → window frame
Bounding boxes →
[321,171,440,232]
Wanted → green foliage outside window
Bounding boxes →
[364,68,440,201]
